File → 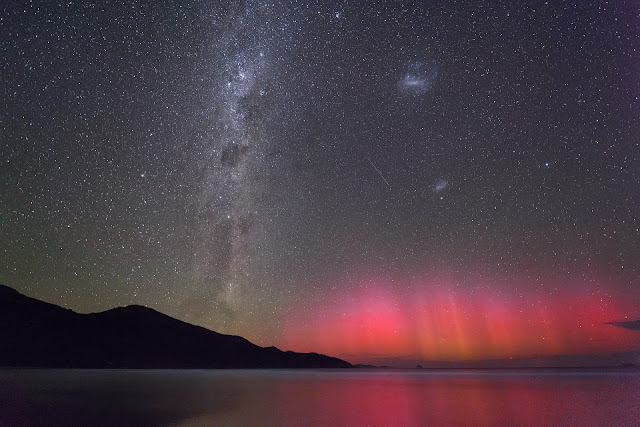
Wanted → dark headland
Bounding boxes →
[0,284,351,369]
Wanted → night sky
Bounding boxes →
[2,1,639,365]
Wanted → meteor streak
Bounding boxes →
[367,157,390,187]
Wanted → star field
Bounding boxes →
[1,1,639,364]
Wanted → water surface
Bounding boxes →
[1,369,638,426]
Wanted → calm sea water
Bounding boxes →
[1,369,638,426]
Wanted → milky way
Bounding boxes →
[1,1,639,365]
[192,2,283,324]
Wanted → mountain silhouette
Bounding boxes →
[0,285,351,369]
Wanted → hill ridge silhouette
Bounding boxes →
[0,284,351,369]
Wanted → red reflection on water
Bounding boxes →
[276,373,638,425]
[279,376,417,425]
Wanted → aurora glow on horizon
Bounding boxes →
[2,1,639,366]
[283,272,639,364]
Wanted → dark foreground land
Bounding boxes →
[0,284,351,369]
